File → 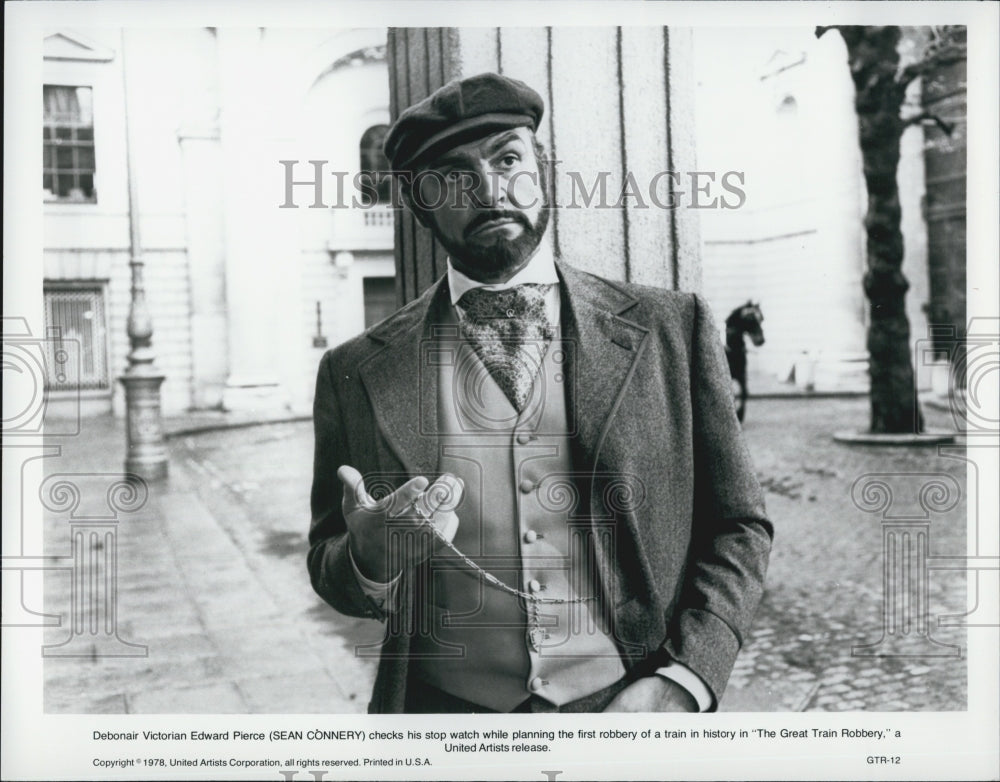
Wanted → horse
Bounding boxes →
[724,301,765,423]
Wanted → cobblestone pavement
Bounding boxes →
[725,397,967,712]
[40,396,970,713]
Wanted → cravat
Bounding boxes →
[457,283,556,412]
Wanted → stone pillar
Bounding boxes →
[178,127,228,409]
[387,26,701,303]
[663,28,702,293]
[386,28,459,304]
[216,28,290,411]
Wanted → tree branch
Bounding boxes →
[896,43,967,87]
[902,111,955,135]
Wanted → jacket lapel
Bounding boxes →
[359,277,450,477]
[558,263,652,610]
[557,262,649,474]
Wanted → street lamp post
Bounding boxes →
[117,29,167,481]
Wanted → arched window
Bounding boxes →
[358,124,391,205]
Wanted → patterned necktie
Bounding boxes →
[457,283,557,412]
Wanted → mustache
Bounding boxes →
[464,210,531,238]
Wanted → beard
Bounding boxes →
[435,204,551,282]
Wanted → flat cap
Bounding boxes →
[384,72,544,172]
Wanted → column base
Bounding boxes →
[792,353,870,393]
[120,372,169,481]
[125,453,169,482]
[851,632,961,658]
[43,633,148,658]
[221,377,291,413]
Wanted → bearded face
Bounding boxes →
[408,126,551,283]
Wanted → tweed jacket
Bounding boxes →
[307,261,773,713]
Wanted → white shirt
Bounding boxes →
[447,243,561,326]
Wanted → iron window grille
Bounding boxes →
[43,284,109,391]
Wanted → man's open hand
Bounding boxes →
[338,465,463,583]
[602,676,699,713]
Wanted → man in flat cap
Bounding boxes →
[308,73,772,713]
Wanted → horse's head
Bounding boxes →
[728,301,765,347]
[745,301,765,346]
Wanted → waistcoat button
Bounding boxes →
[523,530,538,543]
[528,579,541,593]
[519,479,534,494]
[529,676,543,692]
[516,433,531,445]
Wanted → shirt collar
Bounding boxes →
[447,243,558,306]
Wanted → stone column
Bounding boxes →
[387,26,702,303]
[216,28,289,411]
[178,127,228,409]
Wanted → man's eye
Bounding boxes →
[496,154,519,168]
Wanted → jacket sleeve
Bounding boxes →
[661,293,774,707]
[306,350,389,622]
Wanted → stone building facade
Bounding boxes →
[42,27,394,417]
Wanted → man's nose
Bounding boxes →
[469,164,506,208]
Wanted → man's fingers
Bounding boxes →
[337,465,370,509]
[433,511,460,545]
[388,476,430,516]
[419,474,465,515]
[340,467,433,516]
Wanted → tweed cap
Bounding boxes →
[383,73,544,172]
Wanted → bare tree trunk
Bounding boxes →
[832,26,925,434]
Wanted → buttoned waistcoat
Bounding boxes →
[307,262,773,714]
